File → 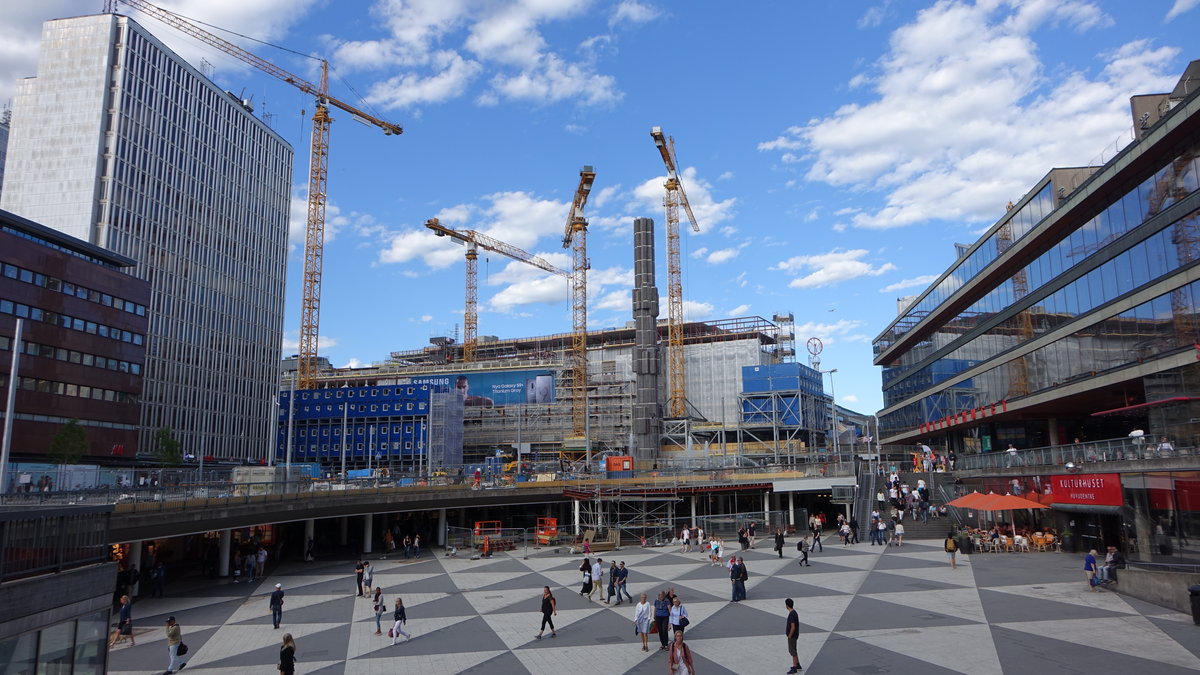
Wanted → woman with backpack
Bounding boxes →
[945,531,959,569]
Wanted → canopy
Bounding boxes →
[946,491,993,509]
[976,493,1049,511]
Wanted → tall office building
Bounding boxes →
[2,13,293,460]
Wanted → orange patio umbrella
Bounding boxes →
[945,491,994,509]
[975,493,1050,511]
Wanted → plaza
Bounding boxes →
[107,538,1200,674]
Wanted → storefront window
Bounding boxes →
[35,621,74,674]
[72,611,108,675]
[0,631,37,674]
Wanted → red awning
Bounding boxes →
[1090,396,1195,417]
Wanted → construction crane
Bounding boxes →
[108,0,403,389]
[424,218,570,364]
[561,166,596,437]
[650,126,700,418]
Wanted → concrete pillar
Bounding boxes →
[127,541,143,596]
[303,519,315,559]
[339,517,348,546]
[573,498,581,535]
[764,491,770,525]
[788,493,795,527]
[690,495,697,528]
[218,529,231,577]
[437,508,447,546]
[362,515,374,554]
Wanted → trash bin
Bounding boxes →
[1190,585,1200,625]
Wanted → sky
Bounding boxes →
[2,0,1198,415]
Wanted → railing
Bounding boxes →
[0,505,112,582]
[1127,560,1200,574]
[955,437,1196,472]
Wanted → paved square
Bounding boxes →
[108,539,1200,674]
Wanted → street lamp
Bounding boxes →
[821,369,839,458]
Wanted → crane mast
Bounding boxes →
[650,127,699,418]
[108,0,403,389]
[562,166,596,437]
[425,218,570,364]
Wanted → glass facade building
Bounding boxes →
[1,14,292,460]
[873,60,1200,453]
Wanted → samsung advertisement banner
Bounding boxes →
[408,370,555,407]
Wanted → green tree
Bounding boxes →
[154,427,182,466]
[48,419,88,465]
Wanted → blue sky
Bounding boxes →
[3,0,1198,414]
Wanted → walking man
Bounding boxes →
[255,546,267,580]
[748,521,757,549]
[944,531,959,570]
[785,598,802,673]
[589,558,604,602]
[737,556,748,600]
[774,528,785,558]
[680,525,691,553]
[354,560,365,596]
[797,537,810,566]
[616,561,633,605]
[164,616,186,674]
[269,582,285,629]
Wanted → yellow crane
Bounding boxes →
[650,126,700,418]
[562,166,596,437]
[424,218,570,363]
[109,0,403,390]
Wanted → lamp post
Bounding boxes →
[821,368,838,458]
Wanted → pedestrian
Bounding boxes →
[535,586,557,639]
[372,587,385,635]
[680,525,691,553]
[164,616,186,674]
[811,527,823,553]
[736,556,748,600]
[390,597,412,644]
[785,598,802,673]
[402,535,412,558]
[589,558,604,602]
[648,591,670,651]
[279,633,296,675]
[737,525,749,551]
[748,521,757,549]
[413,534,422,558]
[616,561,633,604]
[667,629,695,675]
[849,517,859,544]
[669,596,689,635]
[354,560,365,597]
[256,546,268,580]
[150,562,166,598]
[1084,549,1102,592]
[361,561,374,598]
[634,592,651,652]
[729,555,743,602]
[774,528,785,558]
[245,549,256,581]
[796,536,810,566]
[109,594,134,647]
[382,530,394,559]
[579,557,593,598]
[305,537,315,563]
[605,560,619,604]
[945,531,959,569]
[877,518,888,546]
[269,582,285,629]
[233,550,243,583]
[839,522,852,546]
[893,519,905,547]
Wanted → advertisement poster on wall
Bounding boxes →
[410,370,555,407]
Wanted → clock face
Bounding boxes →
[806,337,823,356]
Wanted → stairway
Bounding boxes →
[874,470,959,540]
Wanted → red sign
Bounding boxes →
[1049,473,1123,506]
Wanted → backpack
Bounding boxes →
[796,540,804,552]
[946,538,957,552]
[740,566,748,581]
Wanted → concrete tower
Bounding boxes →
[631,217,661,459]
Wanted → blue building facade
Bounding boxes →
[739,363,830,438]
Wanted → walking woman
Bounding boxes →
[109,595,134,647]
[535,586,557,639]
[372,587,385,635]
[390,598,412,645]
[668,629,696,675]
[1084,549,1102,592]
[654,591,672,651]
[579,557,593,598]
[634,592,651,652]
[894,519,905,547]
[278,633,296,675]
[669,596,689,635]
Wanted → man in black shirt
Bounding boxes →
[269,583,285,629]
[785,597,802,673]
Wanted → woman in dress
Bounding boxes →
[667,629,695,674]
[579,557,593,597]
[278,633,296,675]
[634,593,651,652]
[109,594,134,647]
[535,586,557,639]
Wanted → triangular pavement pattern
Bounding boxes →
[690,634,821,674]
[977,588,1133,623]
[514,643,656,674]
[862,586,988,623]
[995,616,1200,670]
[773,569,868,594]
[742,595,854,632]
[838,622,1001,674]
[835,594,981,632]
[352,648,506,673]
[985,581,1140,614]
[345,612,474,659]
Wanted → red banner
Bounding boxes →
[1049,473,1123,506]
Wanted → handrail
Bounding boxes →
[955,436,1194,472]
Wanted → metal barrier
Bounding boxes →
[445,525,531,558]
[955,437,1196,472]
[0,505,112,582]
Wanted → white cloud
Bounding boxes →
[366,50,483,108]
[775,249,897,289]
[706,246,741,264]
[792,319,867,346]
[690,247,709,260]
[719,225,738,237]
[595,289,631,312]
[592,184,620,208]
[1166,0,1200,21]
[420,314,433,322]
[758,1,1178,231]
[632,167,737,233]
[841,394,860,404]
[879,274,939,294]
[728,303,751,316]
[281,332,338,352]
[682,300,714,321]
[341,357,366,369]
[610,1,662,26]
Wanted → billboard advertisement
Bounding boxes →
[1049,473,1123,506]
[407,370,556,407]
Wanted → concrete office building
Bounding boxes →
[2,14,292,460]
[874,60,1200,451]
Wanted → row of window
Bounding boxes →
[0,299,145,345]
[298,401,427,414]
[0,334,142,375]
[880,278,1200,434]
[285,442,419,453]
[878,141,1200,353]
[0,374,138,404]
[290,385,431,401]
[2,262,147,316]
[1,223,122,271]
[883,215,1198,405]
[291,424,421,437]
